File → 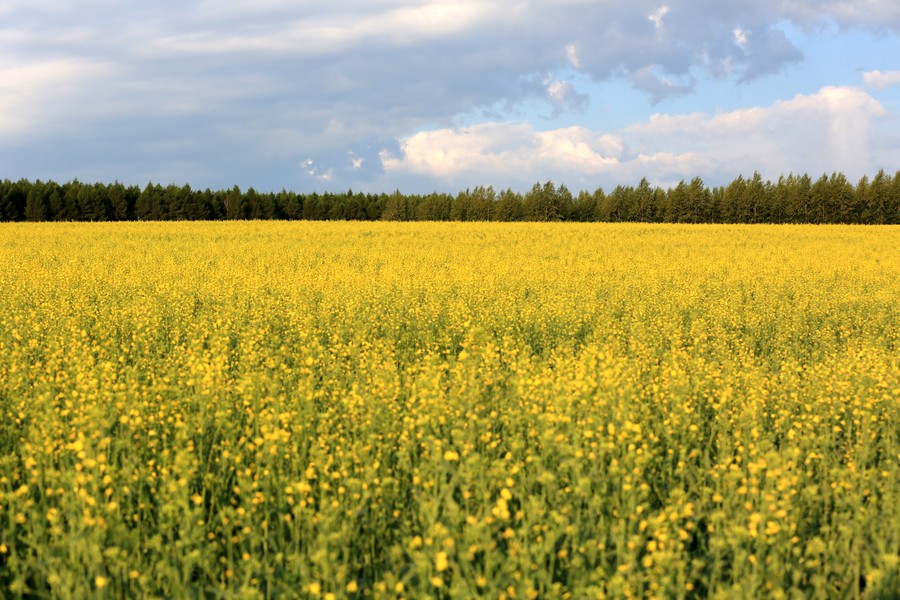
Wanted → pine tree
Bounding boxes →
[572,190,597,222]
[496,189,524,221]
[24,182,48,221]
[78,183,109,221]
[810,174,830,224]
[108,182,129,221]
[225,185,245,220]
[860,170,888,224]
[633,178,654,222]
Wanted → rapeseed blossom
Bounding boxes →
[0,221,897,598]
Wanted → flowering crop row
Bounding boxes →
[0,222,898,598]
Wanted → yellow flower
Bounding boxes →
[435,551,450,572]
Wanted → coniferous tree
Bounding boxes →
[772,175,792,223]
[746,172,768,224]
[888,171,900,225]
[279,190,302,219]
[709,186,725,223]
[224,185,245,220]
[244,187,261,219]
[861,169,889,224]
[794,174,813,223]
[721,175,745,223]
[686,177,711,223]
[301,193,321,220]
[468,186,496,221]
[46,183,63,221]
[666,180,689,222]
[572,190,597,222]
[61,180,82,221]
[632,178,655,222]
[496,189,524,221]
[598,185,629,222]
[381,190,410,221]
[829,172,856,223]
[557,184,574,221]
[589,188,607,222]
[523,181,567,221]
[108,182,129,221]
[0,180,10,220]
[450,189,472,221]
[415,193,452,221]
[258,190,277,220]
[24,181,48,221]
[810,174,830,224]
[135,183,161,220]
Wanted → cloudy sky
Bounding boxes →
[2,1,900,193]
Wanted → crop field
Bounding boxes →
[0,221,898,598]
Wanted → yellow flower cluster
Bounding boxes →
[0,221,898,598]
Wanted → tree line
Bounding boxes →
[2,171,899,224]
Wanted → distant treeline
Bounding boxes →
[2,171,900,224]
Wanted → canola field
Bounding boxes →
[0,221,898,599]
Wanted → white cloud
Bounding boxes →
[382,86,891,189]
[565,44,581,68]
[1,1,899,191]
[649,6,669,31]
[0,58,115,136]
[862,69,900,89]
[380,124,622,181]
[544,77,589,114]
[151,1,508,56]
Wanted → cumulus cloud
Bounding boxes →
[382,86,891,190]
[380,124,622,182]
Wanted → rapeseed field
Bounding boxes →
[0,222,898,598]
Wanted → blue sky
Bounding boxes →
[2,1,899,194]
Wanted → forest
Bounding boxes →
[1,170,899,224]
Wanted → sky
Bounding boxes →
[2,1,900,194]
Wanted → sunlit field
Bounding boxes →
[1,222,898,598]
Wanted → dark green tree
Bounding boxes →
[860,169,889,224]
[495,189,524,221]
[24,181,48,221]
[135,183,164,220]
[828,172,856,223]
[572,190,597,222]
[224,185,245,220]
[888,171,900,224]
[524,181,567,221]
[108,182,129,221]
[381,190,410,221]
[632,178,656,222]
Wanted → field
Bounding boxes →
[0,221,898,598]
